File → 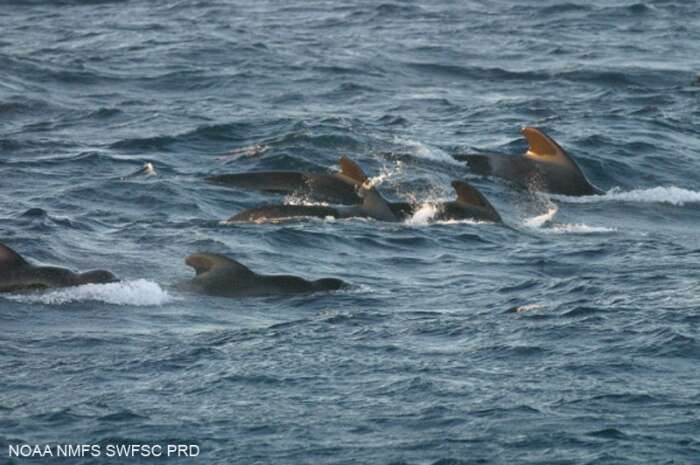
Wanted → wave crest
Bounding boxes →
[556,186,700,206]
[4,280,172,306]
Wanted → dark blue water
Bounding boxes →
[2,1,700,464]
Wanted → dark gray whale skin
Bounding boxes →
[205,171,362,205]
[454,127,603,196]
[0,243,118,293]
[182,252,345,298]
[226,204,362,222]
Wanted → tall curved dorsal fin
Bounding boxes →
[451,181,490,209]
[521,127,575,167]
[0,243,28,272]
[451,181,501,221]
[338,156,368,185]
[185,253,253,276]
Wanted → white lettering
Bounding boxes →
[167,444,200,457]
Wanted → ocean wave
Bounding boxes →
[546,224,617,234]
[522,204,615,234]
[406,62,548,81]
[393,135,461,165]
[4,279,173,306]
[554,186,700,206]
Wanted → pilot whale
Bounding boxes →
[453,127,602,196]
[0,243,118,293]
[205,163,363,205]
[227,157,501,223]
[183,252,346,297]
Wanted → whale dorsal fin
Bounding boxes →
[0,243,28,272]
[338,156,368,185]
[522,127,575,168]
[359,185,397,222]
[451,181,501,221]
[185,253,254,277]
[338,156,396,221]
[451,181,491,209]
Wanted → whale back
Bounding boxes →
[184,253,346,297]
[186,253,255,277]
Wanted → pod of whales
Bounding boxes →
[0,243,118,293]
[182,252,345,297]
[227,157,502,224]
[454,127,602,196]
[2,125,616,301]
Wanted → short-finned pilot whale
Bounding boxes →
[205,161,363,205]
[0,243,118,293]
[182,252,346,297]
[454,127,602,196]
[227,157,502,224]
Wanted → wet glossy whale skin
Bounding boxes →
[1,1,699,464]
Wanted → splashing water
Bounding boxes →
[4,280,173,306]
[283,193,330,206]
[404,203,440,225]
[523,203,615,234]
[524,204,559,228]
[366,160,404,189]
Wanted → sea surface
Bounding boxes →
[1,1,699,464]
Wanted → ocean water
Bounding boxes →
[1,1,700,464]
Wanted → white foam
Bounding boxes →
[402,202,494,226]
[121,162,156,180]
[404,202,439,225]
[142,162,156,176]
[216,144,268,162]
[554,186,700,206]
[522,203,614,234]
[431,218,490,226]
[4,279,173,306]
[282,193,329,206]
[546,224,617,234]
[366,160,404,188]
[524,205,558,228]
[513,304,545,313]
